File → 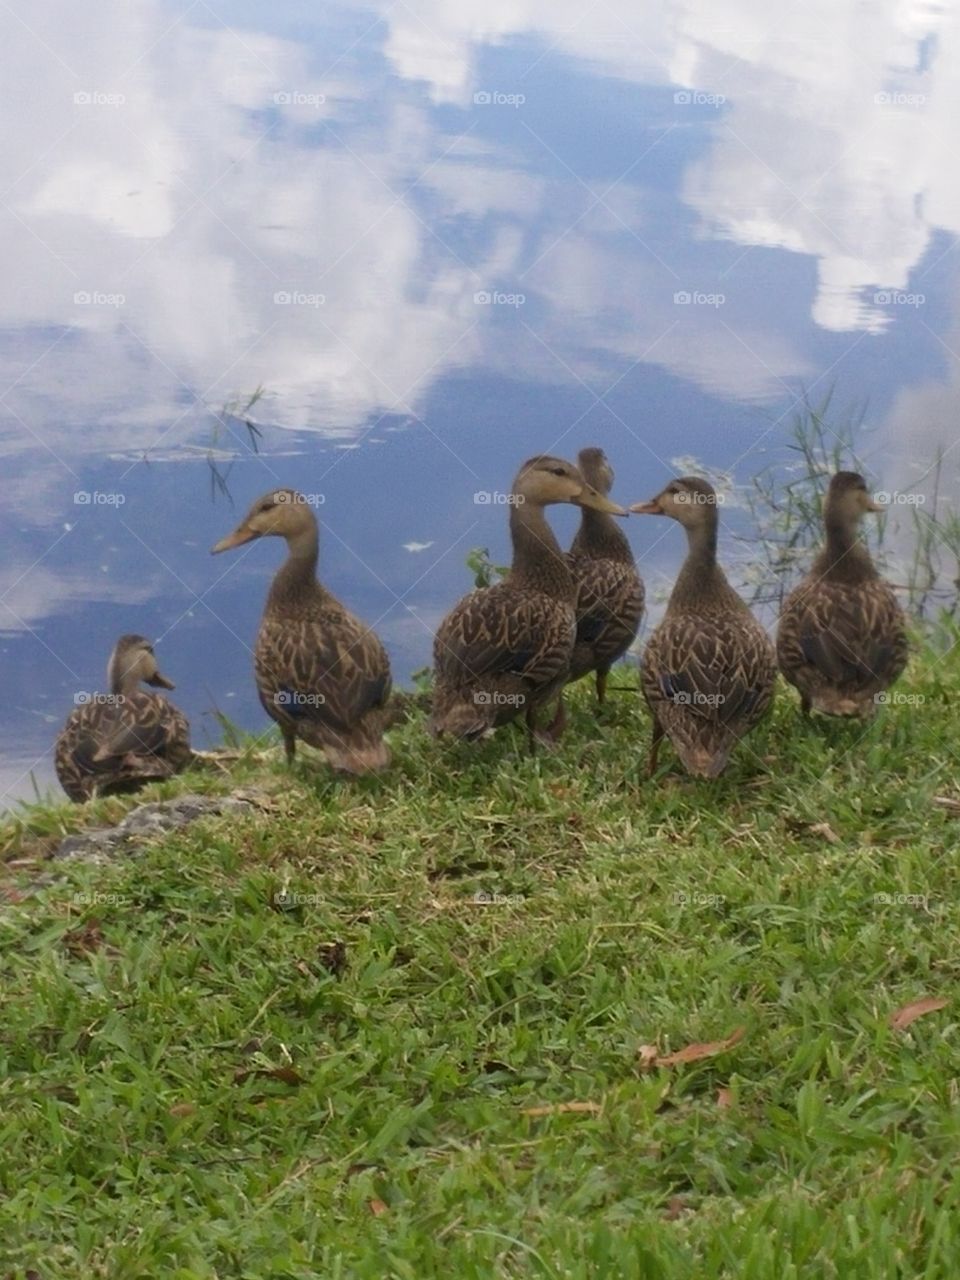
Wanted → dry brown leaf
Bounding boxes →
[233,1066,304,1086]
[716,1087,734,1109]
[656,1026,746,1068]
[663,1195,688,1220]
[521,1100,602,1117]
[808,822,840,844]
[62,919,106,956]
[168,1103,197,1118]
[636,1044,659,1071]
[889,997,948,1031]
[368,1198,389,1216]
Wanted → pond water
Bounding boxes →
[2,0,957,804]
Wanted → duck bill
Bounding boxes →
[147,671,175,690]
[575,485,628,517]
[629,499,663,515]
[211,526,257,554]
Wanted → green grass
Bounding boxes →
[2,646,960,1279]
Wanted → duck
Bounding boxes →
[55,634,191,802]
[777,470,908,716]
[565,446,645,703]
[212,488,392,774]
[631,477,775,778]
[430,455,627,745]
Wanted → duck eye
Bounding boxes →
[550,467,566,477]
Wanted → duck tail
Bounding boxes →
[679,744,730,779]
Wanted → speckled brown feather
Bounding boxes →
[777,574,907,716]
[254,597,392,770]
[55,692,191,802]
[634,476,775,778]
[431,585,576,737]
[213,489,392,774]
[566,447,644,691]
[430,455,625,740]
[642,603,775,778]
[776,471,908,717]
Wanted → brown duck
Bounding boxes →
[777,471,908,716]
[631,477,775,778]
[212,489,392,774]
[430,455,627,745]
[566,447,645,702]
[55,634,191,801]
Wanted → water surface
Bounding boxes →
[2,0,957,802]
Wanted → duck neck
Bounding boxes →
[571,507,632,562]
[268,526,323,604]
[509,501,574,599]
[817,513,876,583]
[670,517,736,608]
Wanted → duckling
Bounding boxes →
[777,471,908,716]
[430,456,627,745]
[55,634,191,801]
[631,477,775,778]
[566,447,645,703]
[212,489,392,774]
